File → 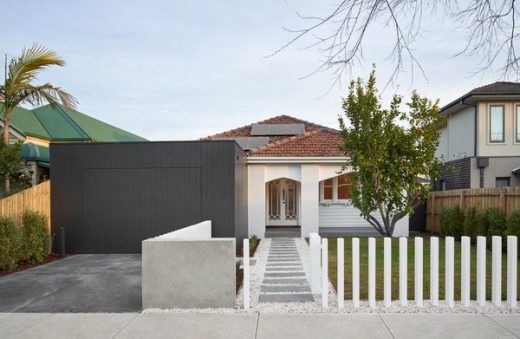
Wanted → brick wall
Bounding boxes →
[434,157,471,191]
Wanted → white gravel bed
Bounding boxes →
[235,237,271,309]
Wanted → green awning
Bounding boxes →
[20,143,50,163]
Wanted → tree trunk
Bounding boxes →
[3,114,10,194]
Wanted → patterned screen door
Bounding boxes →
[268,179,298,226]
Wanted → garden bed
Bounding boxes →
[236,237,261,293]
[0,253,64,277]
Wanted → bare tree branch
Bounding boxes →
[271,0,520,84]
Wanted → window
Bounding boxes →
[337,173,353,200]
[496,177,510,188]
[439,180,446,191]
[320,174,354,202]
[516,105,520,142]
[323,178,333,201]
[490,105,505,142]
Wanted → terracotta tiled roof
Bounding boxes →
[251,129,344,157]
[203,115,344,157]
[203,115,337,139]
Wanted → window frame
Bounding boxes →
[320,174,354,203]
[495,177,511,188]
[321,178,334,202]
[489,104,505,143]
[516,104,520,143]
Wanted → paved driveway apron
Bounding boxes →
[0,254,141,312]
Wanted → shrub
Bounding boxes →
[440,205,464,237]
[463,207,479,239]
[0,217,23,270]
[22,211,50,263]
[506,210,520,237]
[486,208,507,237]
[475,209,489,237]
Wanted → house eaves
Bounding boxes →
[440,93,520,116]
[247,156,348,164]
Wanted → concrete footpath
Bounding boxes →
[1,312,519,339]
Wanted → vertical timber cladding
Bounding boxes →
[50,141,247,253]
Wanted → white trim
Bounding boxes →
[319,173,353,203]
[247,156,348,164]
[515,104,520,144]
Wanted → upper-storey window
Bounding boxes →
[516,105,520,142]
[489,105,505,143]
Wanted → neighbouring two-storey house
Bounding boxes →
[435,82,520,190]
[205,115,408,238]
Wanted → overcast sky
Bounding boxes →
[2,1,504,140]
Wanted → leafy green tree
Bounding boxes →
[0,139,24,197]
[0,44,76,193]
[338,68,444,236]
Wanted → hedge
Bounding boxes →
[0,211,50,271]
[440,206,520,239]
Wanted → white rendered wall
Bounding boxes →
[300,164,320,236]
[247,165,266,237]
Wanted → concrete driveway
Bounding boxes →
[0,255,141,312]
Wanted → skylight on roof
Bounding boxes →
[251,123,305,136]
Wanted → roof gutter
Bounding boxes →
[247,156,348,164]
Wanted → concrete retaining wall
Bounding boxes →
[142,224,236,309]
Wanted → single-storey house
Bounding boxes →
[205,115,409,238]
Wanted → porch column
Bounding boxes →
[300,164,319,237]
[247,165,266,238]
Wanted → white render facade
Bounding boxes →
[246,157,409,238]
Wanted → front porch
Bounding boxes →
[247,161,409,238]
[265,226,302,238]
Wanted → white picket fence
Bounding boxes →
[310,233,518,309]
[152,220,212,240]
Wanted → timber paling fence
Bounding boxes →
[0,181,50,231]
[427,187,520,233]
[309,233,518,309]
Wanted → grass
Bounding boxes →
[327,233,520,301]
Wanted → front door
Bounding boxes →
[267,179,298,226]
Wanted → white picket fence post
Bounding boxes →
[399,237,407,306]
[384,237,392,307]
[368,237,376,307]
[477,236,486,306]
[445,237,454,308]
[492,236,502,306]
[352,237,360,307]
[337,238,344,309]
[507,236,517,308]
[430,237,439,306]
[321,238,328,308]
[415,237,423,307]
[461,236,470,307]
[309,233,321,294]
[243,238,250,310]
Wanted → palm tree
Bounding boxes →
[0,44,76,193]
